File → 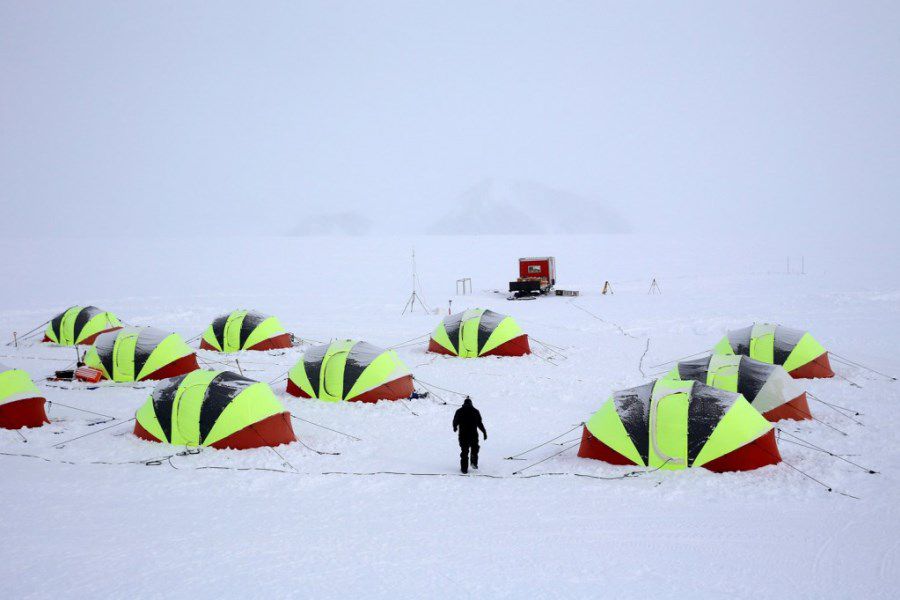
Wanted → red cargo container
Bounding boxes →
[518,257,556,284]
[509,256,556,297]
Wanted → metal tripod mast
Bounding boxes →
[401,248,430,315]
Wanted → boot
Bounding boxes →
[460,457,468,474]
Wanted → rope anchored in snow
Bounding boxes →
[411,378,460,407]
[750,437,859,500]
[512,439,582,474]
[529,337,569,362]
[647,349,709,370]
[5,320,50,347]
[388,332,432,350]
[51,418,135,448]
[830,352,897,381]
[806,392,864,426]
[776,429,877,474]
[289,414,362,441]
[505,423,583,461]
[833,371,863,389]
[46,400,116,425]
[411,377,467,397]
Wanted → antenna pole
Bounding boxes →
[401,247,430,315]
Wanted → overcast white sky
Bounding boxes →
[1,2,898,237]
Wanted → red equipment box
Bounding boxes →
[509,256,557,297]
[74,366,103,383]
[518,257,556,285]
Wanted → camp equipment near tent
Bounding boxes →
[578,379,780,472]
[0,364,49,429]
[84,327,199,382]
[663,354,811,422]
[200,310,292,352]
[133,370,295,449]
[428,308,530,357]
[286,340,414,403]
[43,306,122,346]
[713,323,834,379]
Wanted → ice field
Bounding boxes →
[1,233,898,598]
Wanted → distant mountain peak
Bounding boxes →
[428,179,628,235]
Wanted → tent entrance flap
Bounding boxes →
[649,392,688,468]
[322,350,348,401]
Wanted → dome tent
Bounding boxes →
[428,308,530,358]
[134,370,295,449]
[84,327,199,382]
[0,364,49,429]
[200,309,292,352]
[578,379,781,472]
[43,306,122,346]
[287,340,413,403]
[663,354,812,422]
[714,323,834,379]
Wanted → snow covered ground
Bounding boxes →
[1,234,898,598]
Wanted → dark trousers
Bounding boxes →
[459,437,479,473]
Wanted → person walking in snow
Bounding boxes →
[453,397,487,473]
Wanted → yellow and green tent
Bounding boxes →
[134,370,295,449]
[43,306,122,346]
[714,323,834,379]
[0,363,49,429]
[200,309,292,352]
[286,340,414,403]
[428,309,530,357]
[663,354,812,422]
[84,327,199,382]
[578,379,781,472]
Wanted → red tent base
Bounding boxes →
[576,426,637,465]
[285,379,311,398]
[427,338,455,356]
[702,429,781,472]
[483,335,531,357]
[577,426,781,472]
[427,334,531,357]
[133,411,296,450]
[101,353,200,382]
[0,397,49,429]
[788,353,834,379]
[762,393,813,422]
[285,375,414,403]
[199,333,293,352]
[348,375,414,403]
[42,327,122,346]
[142,353,200,380]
